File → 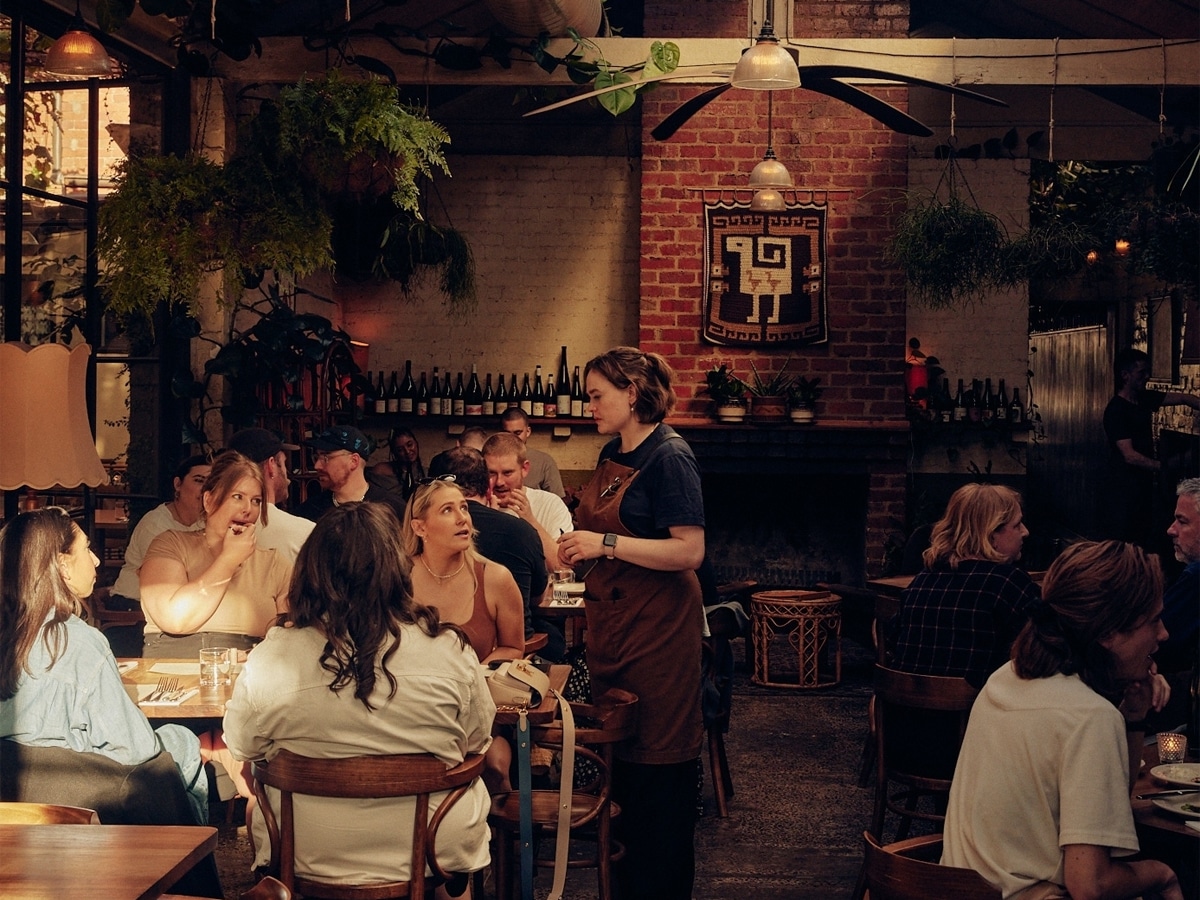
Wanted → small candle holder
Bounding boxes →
[1157,732,1188,764]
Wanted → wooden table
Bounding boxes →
[865,574,915,598]
[119,657,234,720]
[0,823,216,899]
[534,591,588,648]
[1133,742,1200,840]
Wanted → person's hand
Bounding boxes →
[495,486,532,521]
[1120,658,1170,723]
[218,521,258,568]
[557,530,603,568]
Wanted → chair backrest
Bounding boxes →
[862,832,1000,900]
[874,665,979,783]
[251,750,485,899]
[0,801,99,824]
[533,687,638,748]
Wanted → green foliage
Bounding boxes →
[748,358,794,396]
[787,376,823,406]
[700,364,748,403]
[531,31,680,117]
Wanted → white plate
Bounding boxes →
[1150,763,1200,788]
[1151,796,1200,820]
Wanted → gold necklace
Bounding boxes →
[420,554,466,582]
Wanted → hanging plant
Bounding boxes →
[376,214,477,311]
[889,156,1009,310]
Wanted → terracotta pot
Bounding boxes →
[482,0,603,37]
[750,395,788,425]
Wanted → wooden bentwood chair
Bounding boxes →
[862,832,999,900]
[251,750,486,900]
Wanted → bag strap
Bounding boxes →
[516,710,534,900]
[545,690,575,900]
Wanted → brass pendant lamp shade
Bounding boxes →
[44,2,112,77]
[730,1,799,91]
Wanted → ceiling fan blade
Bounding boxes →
[800,65,1008,107]
[523,66,730,118]
[802,76,933,136]
[651,84,733,140]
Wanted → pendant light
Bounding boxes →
[731,0,800,91]
[44,1,112,78]
[749,93,793,190]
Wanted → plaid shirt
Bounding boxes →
[888,560,1041,687]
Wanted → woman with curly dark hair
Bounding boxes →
[223,502,495,895]
[943,540,1181,900]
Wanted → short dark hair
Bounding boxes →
[428,447,489,498]
[501,408,529,428]
[1113,347,1149,387]
[584,346,676,423]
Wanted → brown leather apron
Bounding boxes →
[575,442,704,764]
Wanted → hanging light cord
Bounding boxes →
[1048,37,1058,163]
[1158,38,1167,137]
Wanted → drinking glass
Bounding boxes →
[199,647,231,686]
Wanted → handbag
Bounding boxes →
[486,659,551,709]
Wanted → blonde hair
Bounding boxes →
[923,483,1024,569]
[400,479,482,568]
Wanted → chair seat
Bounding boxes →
[489,789,620,831]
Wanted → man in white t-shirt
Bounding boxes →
[483,431,572,572]
[226,428,314,563]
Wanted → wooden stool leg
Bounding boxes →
[708,727,731,818]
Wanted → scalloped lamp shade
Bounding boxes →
[731,41,800,90]
[0,343,107,491]
[44,24,112,77]
[750,189,787,212]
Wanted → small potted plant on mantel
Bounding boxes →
[748,359,794,425]
[787,376,824,424]
[700,364,749,423]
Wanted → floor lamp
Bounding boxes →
[0,342,109,520]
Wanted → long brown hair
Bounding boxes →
[0,508,84,699]
[584,346,676,423]
[923,483,1024,569]
[286,502,465,709]
[1012,540,1162,697]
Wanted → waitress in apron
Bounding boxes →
[556,347,706,900]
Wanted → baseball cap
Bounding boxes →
[305,425,374,457]
[226,427,298,463]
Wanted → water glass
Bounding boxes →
[1157,732,1188,764]
[199,647,231,687]
[552,568,573,603]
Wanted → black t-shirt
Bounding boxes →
[296,484,406,523]
[1102,389,1166,464]
[465,500,548,624]
[597,423,705,538]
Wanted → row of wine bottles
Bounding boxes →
[362,346,590,419]
[922,377,1028,426]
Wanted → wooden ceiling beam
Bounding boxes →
[215,36,1200,87]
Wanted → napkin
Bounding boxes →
[1187,821,1200,833]
[149,662,201,676]
[138,686,199,706]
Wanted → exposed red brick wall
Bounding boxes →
[642,1,912,574]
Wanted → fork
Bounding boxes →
[144,677,170,703]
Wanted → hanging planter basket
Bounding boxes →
[482,0,604,37]
[890,155,1008,309]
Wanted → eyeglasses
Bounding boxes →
[314,450,350,464]
[416,474,457,486]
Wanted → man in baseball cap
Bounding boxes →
[225,427,313,561]
[296,425,404,521]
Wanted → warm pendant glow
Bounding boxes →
[44,6,112,78]
[749,152,793,190]
[750,189,787,212]
[1114,238,1130,256]
[731,41,800,91]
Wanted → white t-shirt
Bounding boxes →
[254,503,314,563]
[525,487,573,538]
[111,503,203,600]
[223,623,495,883]
[942,663,1139,898]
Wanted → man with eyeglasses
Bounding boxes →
[297,426,405,522]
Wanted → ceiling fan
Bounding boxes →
[524,1,1007,138]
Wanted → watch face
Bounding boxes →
[604,533,617,546]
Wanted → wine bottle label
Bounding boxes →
[374,398,387,415]
[556,397,571,415]
[520,400,533,415]
[481,401,494,417]
[570,399,584,417]
[452,399,465,416]
[466,402,483,416]
[430,396,442,415]
[531,399,544,417]
[386,397,399,414]
[399,398,413,414]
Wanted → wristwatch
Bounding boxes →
[603,533,618,559]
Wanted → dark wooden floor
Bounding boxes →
[215,638,878,899]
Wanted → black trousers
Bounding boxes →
[612,757,700,900]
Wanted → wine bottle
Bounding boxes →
[543,375,557,419]
[416,371,430,416]
[442,369,454,416]
[531,365,545,417]
[386,370,400,414]
[495,373,508,410]
[939,377,953,424]
[429,366,442,416]
[570,366,584,418]
[1008,387,1025,425]
[399,360,415,415]
[556,346,571,415]
[466,365,483,416]
[508,374,520,409]
[481,373,495,417]
[953,379,967,423]
[451,372,466,416]
[519,373,534,415]
[981,378,995,423]
[997,378,1009,414]
[967,379,983,424]
[361,371,375,417]
[373,371,388,416]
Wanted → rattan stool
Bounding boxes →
[750,589,842,688]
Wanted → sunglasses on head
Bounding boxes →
[416,474,457,486]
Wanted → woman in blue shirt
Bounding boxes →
[0,507,208,823]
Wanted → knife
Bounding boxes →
[1135,789,1200,799]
